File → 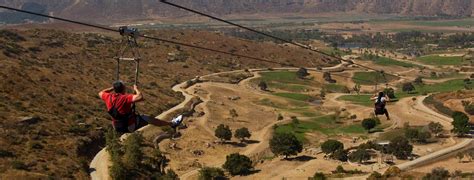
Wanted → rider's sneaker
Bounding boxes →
[171,115,184,128]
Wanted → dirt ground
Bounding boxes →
[155,68,470,179]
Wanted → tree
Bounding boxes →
[198,167,226,180]
[334,165,345,174]
[269,132,303,158]
[367,171,382,180]
[296,67,310,79]
[105,127,122,160]
[362,118,377,133]
[323,72,335,83]
[321,140,344,155]
[387,136,412,160]
[311,172,327,180]
[405,128,419,142]
[149,148,166,174]
[331,149,348,162]
[422,167,450,180]
[468,150,474,162]
[215,124,232,142]
[353,84,361,95]
[234,127,251,143]
[428,122,444,137]
[417,131,432,143]
[348,149,371,164]
[258,81,268,91]
[110,159,127,180]
[162,169,179,180]
[451,111,470,136]
[456,152,464,163]
[384,88,396,99]
[123,132,144,169]
[414,76,423,85]
[402,82,416,93]
[222,153,253,176]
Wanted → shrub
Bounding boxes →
[296,67,310,79]
[362,118,377,133]
[463,102,474,115]
[348,149,371,163]
[384,88,396,98]
[229,109,238,118]
[311,172,327,180]
[368,171,382,180]
[428,122,444,137]
[321,140,344,155]
[388,136,412,160]
[384,166,401,178]
[277,114,284,121]
[0,149,14,158]
[269,132,303,158]
[405,128,419,142]
[199,167,226,180]
[331,149,348,162]
[123,133,144,169]
[334,165,345,174]
[110,160,127,180]
[451,111,470,136]
[422,167,450,180]
[414,76,423,85]
[234,127,251,143]
[11,160,28,170]
[215,124,232,142]
[222,153,253,175]
[162,169,179,180]
[258,81,268,91]
[402,82,415,93]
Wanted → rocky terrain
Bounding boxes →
[0,28,334,178]
[0,0,473,23]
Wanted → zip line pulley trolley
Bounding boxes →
[115,26,141,85]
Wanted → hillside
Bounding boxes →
[0,28,334,178]
[0,0,473,23]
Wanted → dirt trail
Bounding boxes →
[91,66,468,179]
[180,71,290,179]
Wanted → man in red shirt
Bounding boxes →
[99,81,183,133]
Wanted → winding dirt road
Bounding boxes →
[90,67,470,179]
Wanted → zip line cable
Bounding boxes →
[0,5,382,85]
[159,0,400,77]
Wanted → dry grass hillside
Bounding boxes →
[0,28,336,178]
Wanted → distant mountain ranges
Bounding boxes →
[0,0,473,24]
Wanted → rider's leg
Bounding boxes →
[384,109,390,120]
[140,115,172,126]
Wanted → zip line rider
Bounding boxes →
[370,91,390,120]
[99,81,183,133]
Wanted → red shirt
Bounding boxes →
[101,92,136,126]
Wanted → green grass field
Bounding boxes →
[259,71,310,85]
[352,72,399,85]
[324,84,350,93]
[275,115,366,142]
[397,79,473,98]
[363,56,419,68]
[273,92,313,101]
[417,55,464,66]
[407,18,474,27]
[255,71,318,92]
[339,79,473,106]
[338,95,373,107]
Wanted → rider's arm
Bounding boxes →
[132,85,144,102]
[99,87,114,98]
[385,95,390,102]
[370,93,378,100]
